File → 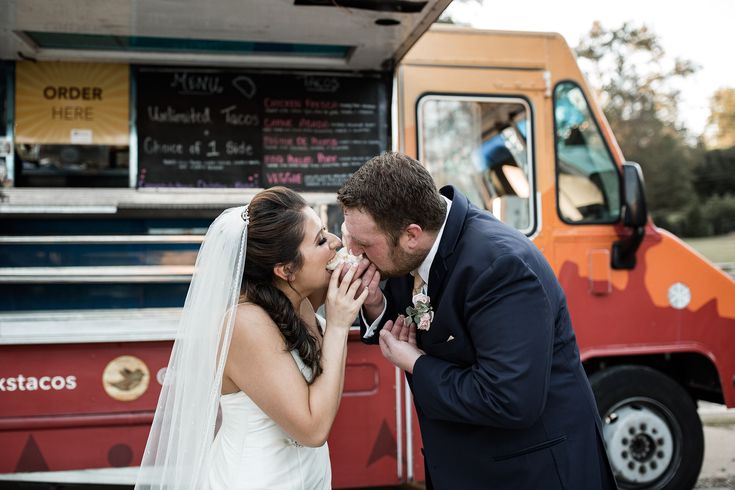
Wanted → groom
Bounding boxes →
[337,152,617,489]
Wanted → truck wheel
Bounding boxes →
[589,365,704,490]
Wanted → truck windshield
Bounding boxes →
[554,82,620,223]
[418,96,534,234]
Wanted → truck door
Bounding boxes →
[397,61,550,481]
[548,81,628,350]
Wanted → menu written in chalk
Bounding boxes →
[136,68,388,190]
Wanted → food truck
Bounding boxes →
[1,2,734,489]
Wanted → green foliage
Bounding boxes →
[700,194,735,235]
[681,204,712,238]
[632,129,699,216]
[684,233,735,264]
[652,193,735,238]
[693,146,735,198]
[675,146,735,237]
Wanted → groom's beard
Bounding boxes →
[379,245,425,278]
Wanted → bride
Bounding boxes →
[136,187,371,489]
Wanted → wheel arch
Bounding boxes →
[582,350,724,405]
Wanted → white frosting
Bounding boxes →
[326,248,362,271]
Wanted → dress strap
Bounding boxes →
[290,349,314,382]
[315,314,326,335]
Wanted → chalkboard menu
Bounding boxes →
[135,67,389,190]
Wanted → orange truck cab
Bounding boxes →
[398,25,735,489]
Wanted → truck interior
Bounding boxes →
[418,96,534,232]
[553,82,621,224]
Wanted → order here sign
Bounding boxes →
[15,61,129,145]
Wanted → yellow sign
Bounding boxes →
[15,61,129,145]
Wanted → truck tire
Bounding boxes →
[589,365,704,490]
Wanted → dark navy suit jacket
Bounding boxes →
[362,186,617,489]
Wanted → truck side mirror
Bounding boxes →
[612,162,648,269]
[621,162,647,228]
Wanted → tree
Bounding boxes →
[437,0,483,25]
[575,22,701,225]
[693,146,735,198]
[575,22,698,128]
[700,193,735,235]
[706,88,735,149]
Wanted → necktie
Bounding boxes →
[412,271,426,296]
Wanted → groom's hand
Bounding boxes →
[379,315,424,373]
[339,221,384,320]
[337,257,383,316]
[357,261,382,304]
[384,314,411,342]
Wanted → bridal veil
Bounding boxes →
[136,205,249,489]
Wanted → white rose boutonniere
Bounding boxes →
[406,293,434,331]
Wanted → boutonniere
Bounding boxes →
[406,293,434,331]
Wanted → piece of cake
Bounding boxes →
[326,248,363,271]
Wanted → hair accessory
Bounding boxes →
[241,205,250,225]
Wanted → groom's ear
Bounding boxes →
[402,224,423,249]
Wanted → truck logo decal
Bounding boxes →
[102,355,150,402]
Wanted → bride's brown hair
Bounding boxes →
[241,187,322,379]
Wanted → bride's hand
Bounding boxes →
[326,263,369,330]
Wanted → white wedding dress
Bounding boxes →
[207,348,332,489]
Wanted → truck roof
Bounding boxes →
[403,24,574,71]
[0,0,452,71]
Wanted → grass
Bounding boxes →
[683,233,735,264]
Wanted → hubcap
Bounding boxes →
[602,402,676,486]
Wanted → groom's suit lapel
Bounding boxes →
[419,186,468,345]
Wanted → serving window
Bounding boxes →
[14,143,129,187]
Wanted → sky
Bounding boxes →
[442,0,735,138]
